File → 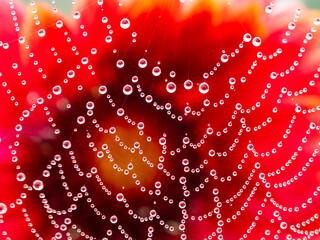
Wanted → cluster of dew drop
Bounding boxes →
[0,0,320,240]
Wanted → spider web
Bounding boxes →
[1,0,320,240]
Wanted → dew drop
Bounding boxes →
[116,193,124,202]
[18,37,25,44]
[81,57,89,65]
[15,124,22,132]
[123,84,133,95]
[86,101,95,109]
[179,201,186,209]
[221,54,229,63]
[184,79,193,90]
[110,215,118,224]
[288,22,296,30]
[67,70,75,78]
[62,140,72,149]
[152,66,161,76]
[120,18,130,29]
[99,85,107,94]
[0,203,7,214]
[117,108,125,116]
[38,29,46,37]
[280,222,287,229]
[166,82,176,93]
[33,180,44,191]
[265,5,272,14]
[102,17,108,23]
[229,78,236,85]
[138,58,147,68]
[199,82,209,94]
[77,116,85,124]
[243,33,252,42]
[73,11,81,20]
[16,172,26,182]
[306,33,313,40]
[116,60,125,68]
[56,20,63,28]
[252,37,262,47]
[105,35,112,43]
[314,17,320,25]
[52,85,62,95]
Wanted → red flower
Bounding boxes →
[1,0,320,239]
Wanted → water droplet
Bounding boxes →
[252,37,262,47]
[314,17,320,25]
[280,222,287,229]
[152,66,161,76]
[170,71,176,78]
[184,80,193,90]
[33,180,44,191]
[15,124,22,132]
[99,85,107,94]
[38,29,46,37]
[105,35,112,43]
[77,116,85,124]
[67,70,75,78]
[166,82,176,93]
[86,101,95,109]
[199,82,209,94]
[110,215,118,224]
[22,110,30,117]
[265,5,272,14]
[120,18,130,29]
[117,108,125,116]
[243,33,252,42]
[116,193,124,202]
[138,58,147,68]
[306,33,313,40]
[116,60,125,68]
[18,37,25,44]
[73,11,81,20]
[81,57,89,64]
[123,84,133,95]
[102,17,108,23]
[288,22,296,30]
[229,78,236,85]
[150,209,157,217]
[0,203,7,214]
[221,54,229,63]
[179,201,186,209]
[56,20,63,28]
[62,140,72,149]
[145,95,153,103]
[52,85,62,95]
[270,72,278,79]
[16,172,26,182]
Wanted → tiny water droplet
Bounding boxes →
[33,180,44,191]
[0,203,7,214]
[52,85,62,95]
[252,37,261,47]
[62,140,72,149]
[120,18,130,29]
[199,82,209,94]
[152,67,161,76]
[123,84,133,95]
[56,20,63,28]
[38,29,46,37]
[73,11,81,19]
[166,82,176,93]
